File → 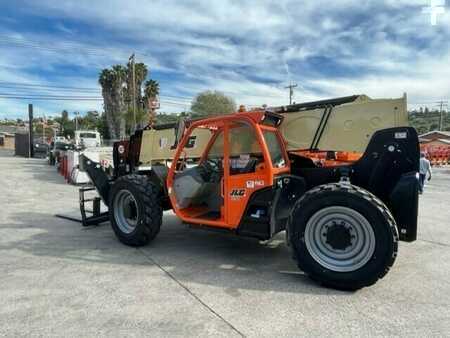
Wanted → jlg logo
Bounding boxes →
[230,189,245,199]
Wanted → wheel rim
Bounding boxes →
[304,206,376,272]
[113,189,139,234]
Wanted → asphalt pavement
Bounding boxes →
[1,149,449,337]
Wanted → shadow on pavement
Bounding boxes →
[21,158,68,185]
[1,211,349,296]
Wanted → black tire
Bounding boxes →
[287,183,398,290]
[109,174,162,247]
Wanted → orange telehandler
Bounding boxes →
[80,95,419,290]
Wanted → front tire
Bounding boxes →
[109,174,162,247]
[287,183,398,290]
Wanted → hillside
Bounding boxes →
[408,110,450,135]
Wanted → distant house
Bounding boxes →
[420,138,450,148]
[419,131,450,148]
[0,125,28,134]
[0,132,15,150]
[0,125,28,151]
[419,131,450,141]
[419,131,450,164]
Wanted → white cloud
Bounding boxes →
[0,0,449,117]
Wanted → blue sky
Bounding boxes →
[0,0,449,118]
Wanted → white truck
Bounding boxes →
[75,130,101,149]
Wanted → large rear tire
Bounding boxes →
[287,183,398,290]
[109,174,162,247]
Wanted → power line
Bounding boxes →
[0,86,100,96]
[0,89,192,104]
[0,93,191,105]
[0,33,290,103]
[0,95,103,101]
[0,82,279,109]
[0,94,191,109]
[0,81,100,92]
[0,81,195,102]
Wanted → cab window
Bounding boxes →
[207,131,224,159]
[229,123,264,175]
[263,130,286,168]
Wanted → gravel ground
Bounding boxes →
[1,149,449,337]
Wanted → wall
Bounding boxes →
[0,135,15,150]
[14,133,30,157]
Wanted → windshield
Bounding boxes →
[262,130,286,168]
[55,142,73,150]
[79,133,97,138]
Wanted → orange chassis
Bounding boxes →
[166,111,361,232]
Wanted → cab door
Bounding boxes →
[224,121,272,228]
[168,122,228,228]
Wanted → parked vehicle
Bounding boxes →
[75,130,101,149]
[48,141,74,165]
[80,95,419,290]
[34,141,49,158]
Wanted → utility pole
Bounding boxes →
[74,112,79,131]
[437,100,448,131]
[42,116,45,142]
[129,53,137,132]
[285,82,298,105]
[28,104,34,158]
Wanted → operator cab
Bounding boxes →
[171,126,225,220]
[167,112,289,229]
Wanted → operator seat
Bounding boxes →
[173,160,223,214]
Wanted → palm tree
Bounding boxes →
[99,62,160,136]
[99,65,128,139]
[126,62,148,108]
[144,79,160,98]
[99,68,117,139]
[144,79,160,127]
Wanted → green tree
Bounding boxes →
[99,65,128,139]
[155,112,179,124]
[144,79,159,102]
[126,62,148,109]
[144,79,160,126]
[408,109,449,134]
[61,110,69,121]
[98,112,110,140]
[124,62,148,132]
[100,62,156,137]
[54,110,75,138]
[34,124,54,141]
[78,111,100,130]
[191,90,236,117]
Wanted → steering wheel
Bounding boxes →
[176,150,187,170]
[273,156,285,168]
[204,158,220,173]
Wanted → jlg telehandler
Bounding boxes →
[80,95,419,290]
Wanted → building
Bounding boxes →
[0,132,15,150]
[419,131,450,165]
[419,131,450,148]
[419,131,450,142]
[0,125,28,151]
